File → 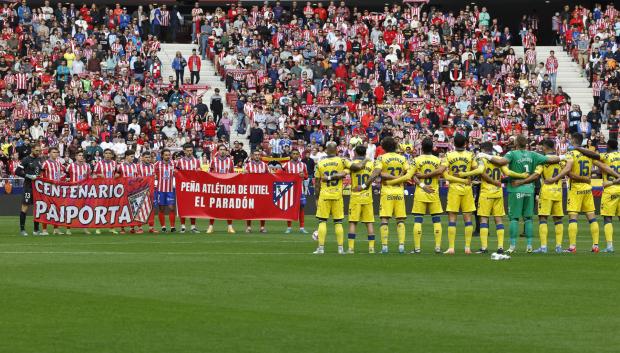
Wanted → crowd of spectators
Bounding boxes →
[0,1,619,184]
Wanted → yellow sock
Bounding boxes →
[604,222,613,244]
[347,233,355,251]
[380,224,389,246]
[448,222,456,249]
[590,219,599,246]
[568,220,578,247]
[539,222,548,248]
[554,222,564,247]
[318,222,327,246]
[432,217,442,248]
[497,224,505,249]
[464,222,473,249]
[397,222,405,245]
[480,224,489,249]
[413,217,423,249]
[335,223,344,246]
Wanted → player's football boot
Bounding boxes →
[313,247,324,254]
[129,229,135,234]
[136,228,144,234]
[170,227,176,233]
[227,226,236,234]
[410,248,421,254]
[40,230,49,236]
[284,227,292,234]
[180,227,186,234]
[338,246,345,255]
[84,229,91,235]
[20,230,28,237]
[464,248,472,255]
[119,229,126,235]
[260,228,267,233]
[398,244,405,254]
[111,229,119,235]
[299,228,308,234]
[161,227,167,233]
[533,247,547,254]
[603,246,615,253]
[526,245,533,253]
[369,247,375,254]
[496,248,504,254]
[149,228,158,234]
[246,227,252,233]
[206,225,213,234]
[475,249,488,254]
[95,229,101,235]
[443,248,455,255]
[591,245,600,253]
[53,229,64,235]
[190,228,200,234]
[347,248,355,254]
[563,247,577,254]
[65,229,72,235]
[506,246,516,254]
[434,247,442,254]
[555,246,562,254]
[381,246,389,254]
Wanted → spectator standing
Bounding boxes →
[210,88,224,123]
[171,51,187,88]
[545,50,559,92]
[188,49,201,84]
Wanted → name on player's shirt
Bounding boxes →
[448,156,471,164]
[322,161,341,167]
[419,161,440,168]
[382,156,403,164]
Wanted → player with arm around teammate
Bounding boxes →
[347,145,376,254]
[244,150,270,233]
[65,150,92,235]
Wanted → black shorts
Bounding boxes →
[22,189,33,205]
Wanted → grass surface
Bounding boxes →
[1,216,619,353]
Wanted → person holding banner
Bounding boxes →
[40,147,65,236]
[116,151,139,234]
[244,150,269,233]
[155,149,177,233]
[65,150,92,235]
[16,144,43,237]
[207,144,235,234]
[176,143,201,233]
[282,149,308,234]
[138,152,157,234]
[93,149,119,235]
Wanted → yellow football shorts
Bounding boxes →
[348,203,375,223]
[600,191,620,216]
[446,190,476,213]
[477,196,505,217]
[379,193,406,218]
[566,190,595,214]
[537,198,564,217]
[411,200,443,215]
[316,198,345,220]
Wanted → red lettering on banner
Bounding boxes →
[33,177,155,228]
[175,170,301,220]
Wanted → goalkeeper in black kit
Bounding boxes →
[15,144,43,236]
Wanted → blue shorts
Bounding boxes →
[157,191,176,207]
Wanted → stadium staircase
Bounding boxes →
[159,44,250,151]
[514,45,605,136]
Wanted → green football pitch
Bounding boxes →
[1,216,619,353]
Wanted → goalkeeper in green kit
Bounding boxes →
[478,135,564,254]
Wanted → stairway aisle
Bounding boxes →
[159,44,249,151]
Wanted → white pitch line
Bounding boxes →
[0,251,312,255]
[0,240,309,246]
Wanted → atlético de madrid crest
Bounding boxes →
[273,182,295,211]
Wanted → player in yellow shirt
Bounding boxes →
[368,137,411,254]
[477,142,528,254]
[442,134,484,254]
[314,142,353,254]
[511,140,570,253]
[387,138,444,253]
[347,145,376,254]
[564,133,620,253]
[598,139,620,253]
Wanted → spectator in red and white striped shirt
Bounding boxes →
[244,150,269,233]
[545,50,559,92]
[154,149,177,232]
[282,149,308,234]
[176,143,201,233]
[207,144,235,234]
[40,147,65,235]
[137,152,157,234]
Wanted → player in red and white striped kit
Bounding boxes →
[138,151,157,234]
[93,149,119,234]
[40,147,65,235]
[116,151,139,234]
[65,150,92,235]
[207,145,235,234]
[244,150,269,233]
[176,143,201,233]
[282,149,308,234]
[154,149,177,232]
